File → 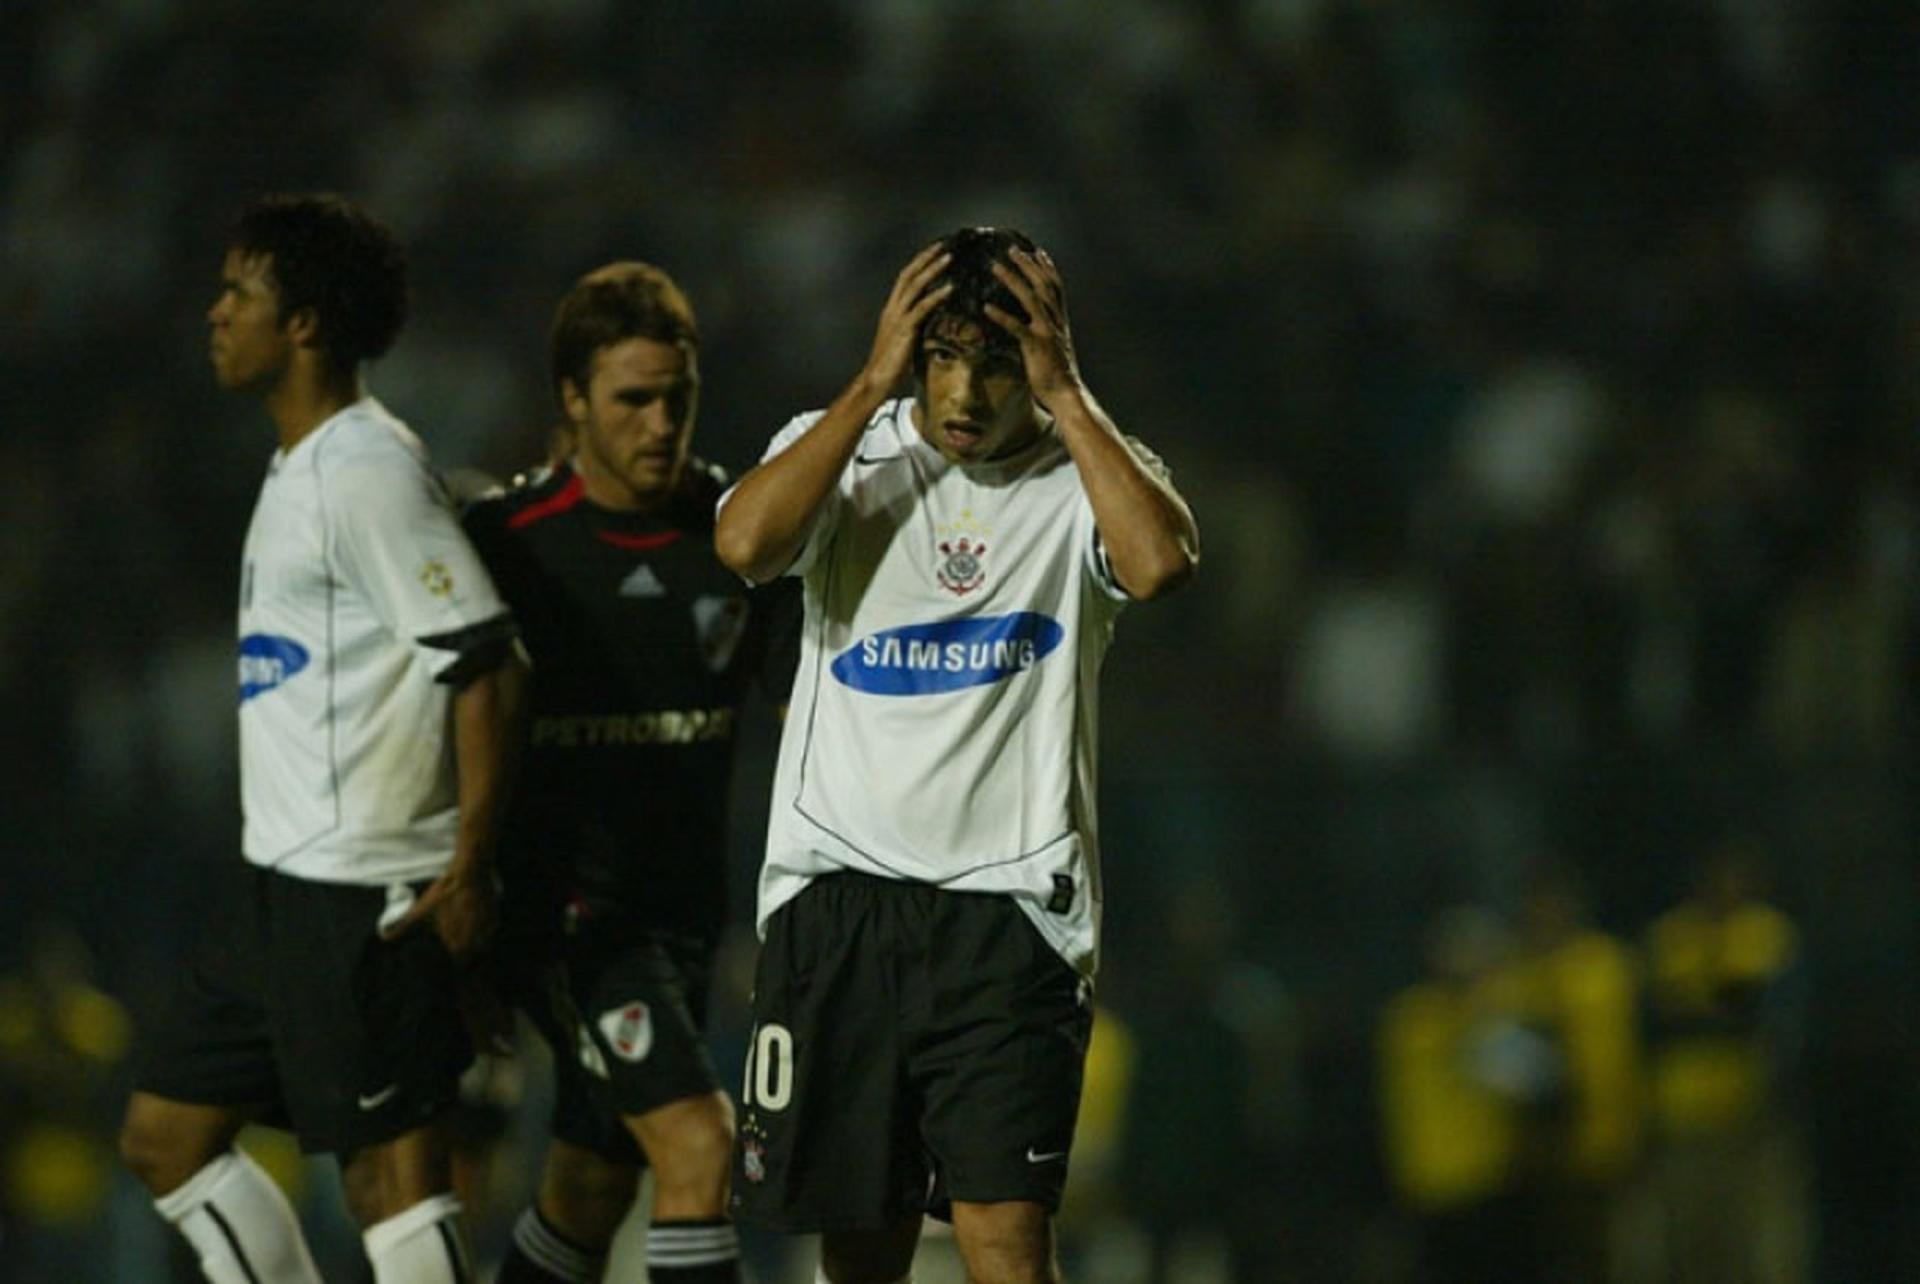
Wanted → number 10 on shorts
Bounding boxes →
[741,1022,794,1111]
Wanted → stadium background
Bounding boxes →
[2,1,1916,1280]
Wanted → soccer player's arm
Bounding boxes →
[715,243,953,583]
[415,498,530,962]
[1075,429,1190,606]
[1060,407,1198,602]
[432,631,527,961]
[333,459,527,959]
[448,493,539,887]
[986,247,1199,601]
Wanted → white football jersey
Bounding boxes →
[728,398,1162,976]
[237,398,508,885]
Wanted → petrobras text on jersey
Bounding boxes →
[530,707,738,749]
[832,611,1065,696]
[238,633,310,703]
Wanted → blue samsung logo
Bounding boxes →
[238,633,310,703]
[832,611,1064,696]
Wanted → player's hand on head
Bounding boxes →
[858,242,953,396]
[987,247,1082,409]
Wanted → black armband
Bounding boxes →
[420,612,521,688]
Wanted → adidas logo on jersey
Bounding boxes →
[620,564,666,597]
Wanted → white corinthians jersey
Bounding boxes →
[237,398,508,885]
[734,398,1163,976]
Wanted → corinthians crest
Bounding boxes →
[935,511,992,595]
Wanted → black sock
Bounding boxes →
[493,1206,606,1284]
[646,1216,741,1283]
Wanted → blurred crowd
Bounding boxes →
[3,0,1917,1279]
[1377,841,1806,1284]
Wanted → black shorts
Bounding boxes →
[131,863,473,1155]
[731,873,1093,1232]
[521,919,720,1165]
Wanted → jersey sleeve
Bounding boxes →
[327,451,513,679]
[458,493,507,573]
[1083,434,1175,603]
[459,493,527,606]
[716,409,838,580]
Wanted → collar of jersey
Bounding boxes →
[555,461,689,538]
[272,396,379,469]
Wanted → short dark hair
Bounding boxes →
[549,261,700,403]
[226,194,407,368]
[913,226,1040,378]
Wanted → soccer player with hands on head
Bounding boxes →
[715,228,1198,1284]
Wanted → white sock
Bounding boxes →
[153,1148,323,1284]
[363,1193,473,1283]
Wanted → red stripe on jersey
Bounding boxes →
[595,528,684,552]
[507,473,586,529]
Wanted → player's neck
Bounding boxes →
[993,412,1048,461]
[572,452,675,516]
[266,363,364,453]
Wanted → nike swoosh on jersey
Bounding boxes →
[357,1083,401,1111]
[1025,1147,1067,1164]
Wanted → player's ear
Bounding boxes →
[282,305,322,348]
[560,377,590,426]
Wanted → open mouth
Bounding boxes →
[942,421,987,451]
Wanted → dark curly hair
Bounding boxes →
[227,194,408,368]
[548,260,700,404]
[913,226,1040,379]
